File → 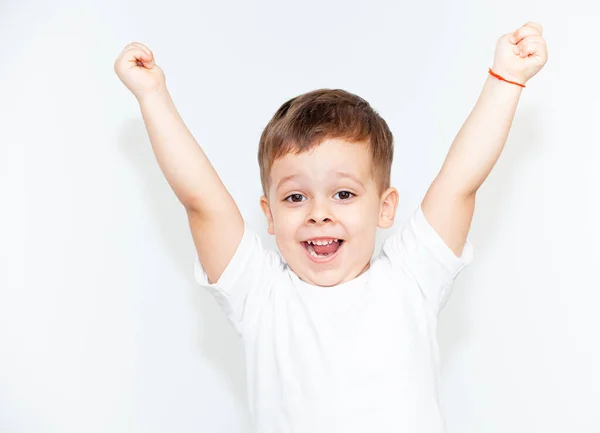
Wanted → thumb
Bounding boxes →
[136,54,154,69]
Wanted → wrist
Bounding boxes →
[489,66,526,87]
[136,85,170,106]
[484,73,524,101]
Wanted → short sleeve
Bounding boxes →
[380,203,474,312]
[194,222,283,336]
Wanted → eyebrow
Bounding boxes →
[276,171,365,191]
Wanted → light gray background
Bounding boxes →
[1,0,598,432]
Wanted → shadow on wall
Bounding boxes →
[117,118,250,417]
[437,106,544,375]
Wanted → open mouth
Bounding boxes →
[301,239,345,261]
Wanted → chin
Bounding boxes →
[282,240,368,287]
[302,270,343,287]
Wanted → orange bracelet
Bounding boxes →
[488,68,526,88]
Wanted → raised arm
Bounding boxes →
[114,42,243,283]
[421,22,548,257]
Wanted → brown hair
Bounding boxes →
[258,88,394,198]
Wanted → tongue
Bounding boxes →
[312,241,340,255]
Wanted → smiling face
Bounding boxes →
[260,138,399,287]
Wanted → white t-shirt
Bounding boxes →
[194,203,474,433]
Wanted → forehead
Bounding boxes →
[269,138,374,191]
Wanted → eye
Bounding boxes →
[334,191,355,200]
[284,193,306,203]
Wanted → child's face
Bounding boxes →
[260,138,398,287]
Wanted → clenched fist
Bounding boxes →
[114,42,166,100]
[492,21,548,86]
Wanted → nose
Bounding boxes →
[306,198,334,225]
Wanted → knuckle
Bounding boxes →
[525,21,543,34]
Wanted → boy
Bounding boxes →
[114,21,547,433]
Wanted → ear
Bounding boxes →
[260,195,275,235]
[378,187,399,229]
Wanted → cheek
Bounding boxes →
[272,207,303,235]
[340,203,378,228]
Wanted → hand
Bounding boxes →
[114,42,166,101]
[491,21,548,85]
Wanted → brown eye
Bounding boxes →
[285,194,305,203]
[335,191,354,200]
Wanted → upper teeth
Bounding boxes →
[307,239,338,246]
